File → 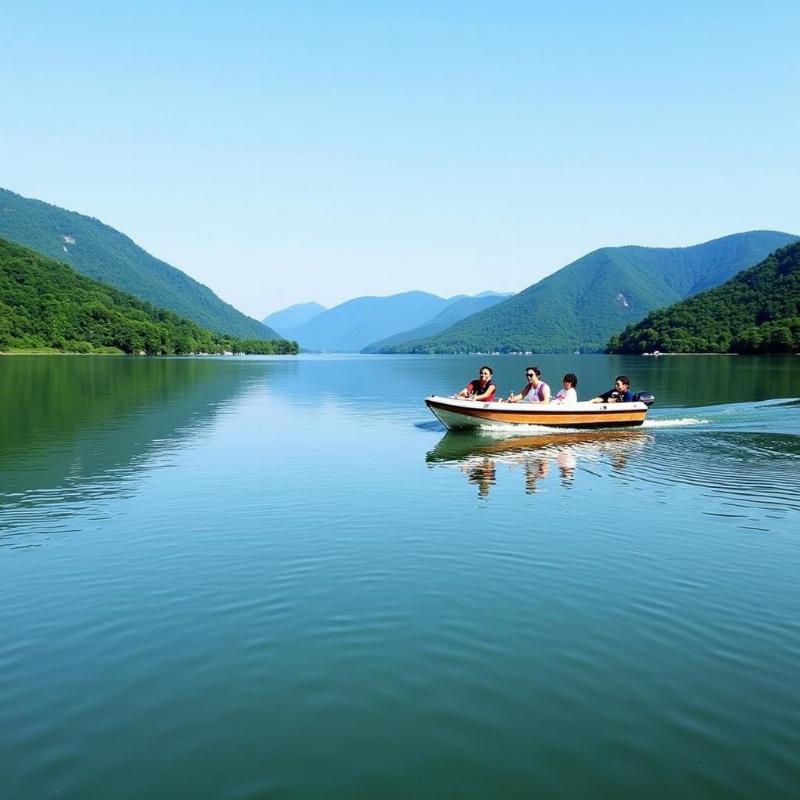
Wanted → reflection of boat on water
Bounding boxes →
[462,457,496,498]
[426,429,651,464]
[427,429,652,498]
[425,394,654,431]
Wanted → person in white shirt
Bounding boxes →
[552,373,578,403]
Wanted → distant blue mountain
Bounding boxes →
[277,291,450,352]
[361,292,512,352]
[263,301,326,332]
[276,290,506,352]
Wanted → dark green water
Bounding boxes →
[2,354,799,799]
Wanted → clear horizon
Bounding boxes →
[2,0,798,318]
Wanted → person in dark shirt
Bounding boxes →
[455,365,497,401]
[591,375,634,403]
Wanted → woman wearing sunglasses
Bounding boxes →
[508,366,550,403]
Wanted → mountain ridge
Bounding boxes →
[361,292,512,353]
[607,240,800,354]
[0,237,297,355]
[263,301,327,331]
[0,187,281,340]
[275,290,500,352]
[376,231,799,354]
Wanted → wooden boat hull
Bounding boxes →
[425,395,649,430]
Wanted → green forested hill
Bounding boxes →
[607,241,800,354]
[378,231,798,354]
[0,237,297,355]
[0,188,280,340]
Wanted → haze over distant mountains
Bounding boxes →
[0,188,282,340]
[361,292,512,353]
[377,231,799,354]
[263,301,327,331]
[268,291,509,353]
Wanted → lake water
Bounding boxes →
[2,354,799,799]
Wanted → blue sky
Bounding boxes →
[1,0,798,318]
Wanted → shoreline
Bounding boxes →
[0,349,124,356]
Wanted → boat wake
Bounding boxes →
[642,417,709,428]
[422,398,800,507]
[470,423,584,437]
[646,398,800,436]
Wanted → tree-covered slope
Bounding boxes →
[0,187,281,339]
[0,237,297,355]
[361,292,511,353]
[607,241,800,354]
[380,231,798,354]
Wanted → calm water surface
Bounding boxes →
[2,354,799,799]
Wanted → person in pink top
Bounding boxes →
[508,366,550,403]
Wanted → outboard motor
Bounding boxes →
[634,391,655,406]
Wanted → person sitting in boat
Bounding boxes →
[552,373,578,403]
[508,366,550,403]
[455,365,497,402]
[591,375,634,403]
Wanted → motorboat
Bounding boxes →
[425,393,655,431]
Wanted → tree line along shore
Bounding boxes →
[0,238,297,356]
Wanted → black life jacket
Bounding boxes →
[468,379,496,399]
